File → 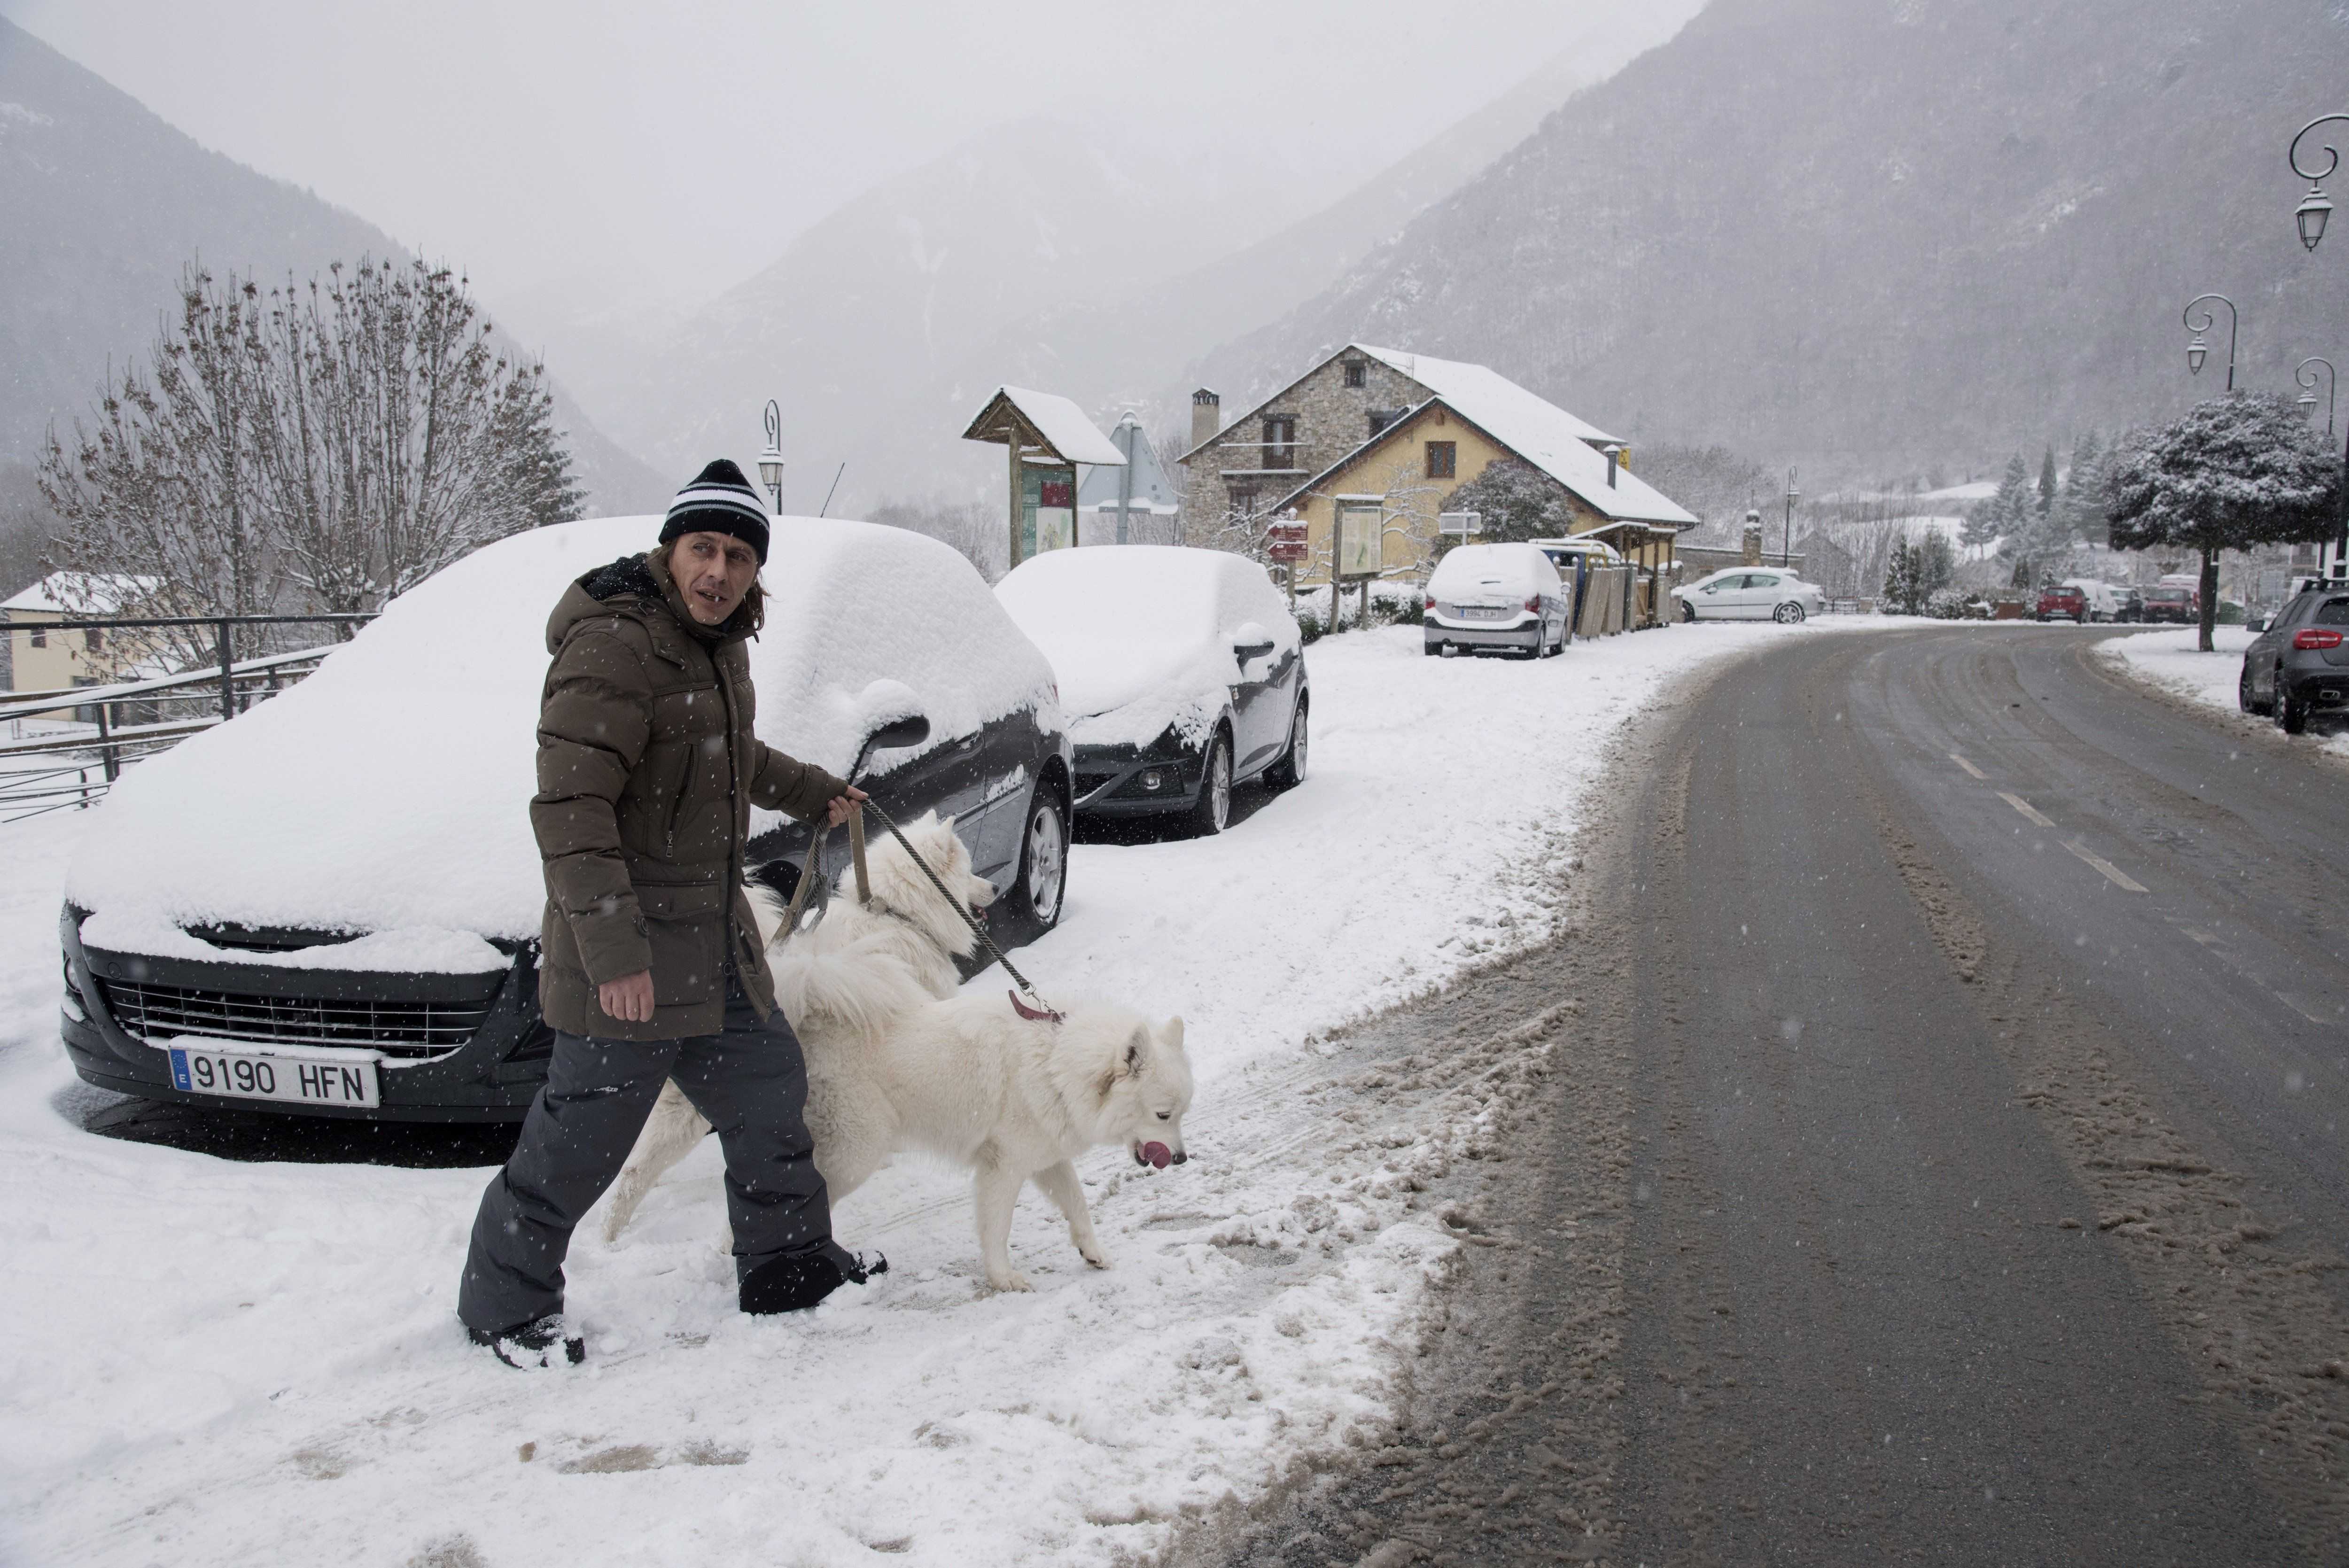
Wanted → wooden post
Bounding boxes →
[1007,440,1024,572]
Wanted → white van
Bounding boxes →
[2062,579,2124,621]
[1423,542,1570,659]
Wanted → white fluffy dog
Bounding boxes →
[600,812,1197,1292]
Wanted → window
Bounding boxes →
[1228,482,1260,520]
[84,628,104,652]
[1367,409,1402,438]
[1425,441,1457,480]
[2317,598,2349,626]
[1343,360,1366,388]
[28,625,45,649]
[1262,416,1296,469]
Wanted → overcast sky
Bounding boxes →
[2,0,1694,320]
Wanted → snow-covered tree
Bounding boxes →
[2036,447,2058,521]
[1430,459,1577,564]
[2105,393,2339,650]
[41,259,581,656]
[2061,431,2108,543]
[1880,530,1953,614]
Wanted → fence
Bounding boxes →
[0,613,373,823]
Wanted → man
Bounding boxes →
[458,458,874,1369]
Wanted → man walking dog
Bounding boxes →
[459,459,877,1369]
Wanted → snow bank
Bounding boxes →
[996,546,1298,750]
[63,516,1056,946]
[0,614,1893,1566]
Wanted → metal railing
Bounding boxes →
[0,613,373,823]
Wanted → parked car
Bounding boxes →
[1423,542,1572,657]
[2036,583,2089,622]
[58,516,1072,1123]
[996,544,1305,836]
[2238,585,2349,732]
[1672,567,1827,623]
[2116,587,2147,622]
[2140,584,2198,624]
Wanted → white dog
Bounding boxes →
[601,813,1197,1292]
[599,811,988,1244]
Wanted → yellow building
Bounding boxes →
[1180,344,1696,621]
[2,573,165,714]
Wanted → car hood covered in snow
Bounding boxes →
[995,546,1300,751]
[67,516,1058,961]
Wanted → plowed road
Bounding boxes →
[1224,626,2349,1568]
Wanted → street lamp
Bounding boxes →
[2183,294,2238,392]
[1782,468,1799,568]
[2290,114,2348,252]
[757,399,784,514]
[2297,357,2336,439]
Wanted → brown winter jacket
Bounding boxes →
[531,547,846,1040]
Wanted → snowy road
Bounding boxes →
[0,618,1881,1568]
[1229,624,2349,1565]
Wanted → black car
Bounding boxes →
[2239,584,2349,734]
[59,518,1073,1123]
[996,545,1307,835]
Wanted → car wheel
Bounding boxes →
[1423,642,1442,657]
[2076,611,2090,625]
[1004,784,1068,931]
[1680,600,1696,623]
[2278,675,2310,734]
[1265,699,1308,790]
[1773,600,1806,624]
[2239,667,2256,714]
[1188,730,1232,835]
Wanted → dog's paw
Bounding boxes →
[1077,1241,1111,1269]
[986,1270,1034,1293]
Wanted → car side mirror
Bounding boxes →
[864,714,930,754]
[1234,640,1276,661]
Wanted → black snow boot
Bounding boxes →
[739,1249,887,1315]
[468,1313,585,1370]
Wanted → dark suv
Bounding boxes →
[60,517,1073,1123]
[2239,585,2349,733]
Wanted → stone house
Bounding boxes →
[1177,344,1696,614]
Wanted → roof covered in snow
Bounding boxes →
[962,386,1127,467]
[1352,345,1621,449]
[1075,416,1180,514]
[1,572,163,615]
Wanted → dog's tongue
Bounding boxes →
[1141,1141,1172,1170]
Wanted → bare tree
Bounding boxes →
[40,258,581,656]
[868,496,1007,581]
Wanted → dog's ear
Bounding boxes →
[1123,1025,1148,1076]
[1161,1016,1185,1050]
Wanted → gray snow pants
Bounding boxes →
[457,977,848,1334]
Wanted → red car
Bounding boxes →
[2036,584,2089,623]
[2140,585,2198,624]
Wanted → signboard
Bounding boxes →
[1266,520,1308,543]
[1338,507,1382,577]
[1267,541,1309,563]
[1438,510,1483,537]
[1021,465,1076,557]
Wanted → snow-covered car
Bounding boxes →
[996,545,1306,836]
[1423,542,1571,658]
[1673,567,1826,623]
[58,516,1072,1123]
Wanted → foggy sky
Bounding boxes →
[0,0,1693,327]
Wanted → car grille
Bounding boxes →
[94,978,491,1060]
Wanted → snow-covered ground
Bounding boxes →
[2101,624,2349,760]
[1,617,1884,1568]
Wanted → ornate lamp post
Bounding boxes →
[2183,295,2238,391]
[2290,115,2347,252]
[2297,357,2336,438]
[757,399,785,514]
[1782,468,1799,568]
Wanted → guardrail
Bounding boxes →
[0,613,374,823]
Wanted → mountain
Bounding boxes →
[0,18,666,515]
[601,15,1693,518]
[1193,0,2349,485]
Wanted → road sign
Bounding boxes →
[1267,541,1308,563]
[1266,521,1308,543]
[1438,510,1483,537]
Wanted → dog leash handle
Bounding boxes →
[848,802,871,907]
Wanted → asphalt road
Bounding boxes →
[1214,625,2349,1568]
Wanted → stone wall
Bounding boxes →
[1179,351,1430,544]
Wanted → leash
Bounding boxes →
[854,797,1065,1025]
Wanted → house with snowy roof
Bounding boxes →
[1,571,168,720]
[1177,344,1696,617]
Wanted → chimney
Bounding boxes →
[1190,388,1221,453]
[1604,444,1622,488]
[1742,510,1764,567]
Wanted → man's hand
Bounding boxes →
[598,970,655,1024]
[825,784,870,828]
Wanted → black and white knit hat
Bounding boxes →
[660,459,771,563]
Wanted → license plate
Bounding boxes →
[167,1042,381,1108]
[1465,606,1510,621]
